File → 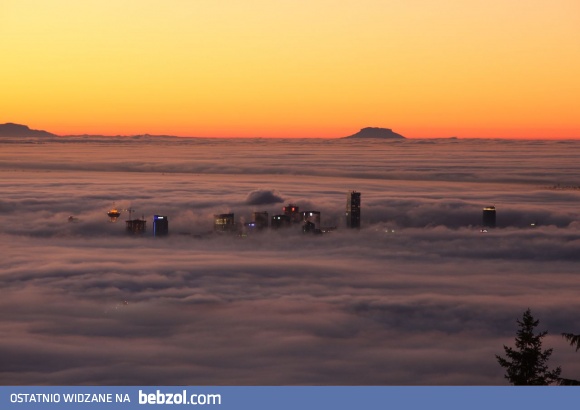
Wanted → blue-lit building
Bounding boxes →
[153,215,169,236]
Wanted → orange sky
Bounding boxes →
[1,1,579,138]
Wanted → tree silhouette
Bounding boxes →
[496,309,561,385]
[559,333,580,385]
[562,333,580,352]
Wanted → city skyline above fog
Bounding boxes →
[3,0,580,389]
[1,137,580,385]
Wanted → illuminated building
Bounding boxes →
[482,206,496,228]
[243,213,268,234]
[252,211,269,230]
[283,204,301,223]
[214,213,236,232]
[301,211,321,227]
[243,222,257,234]
[153,215,169,236]
[107,206,121,222]
[271,214,291,229]
[346,191,361,229]
[126,218,146,234]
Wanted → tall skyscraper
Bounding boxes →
[301,211,321,227]
[482,206,496,228]
[283,204,301,223]
[271,214,291,229]
[346,191,361,229]
[126,218,146,234]
[302,220,316,234]
[214,213,236,232]
[252,211,269,230]
[153,215,169,236]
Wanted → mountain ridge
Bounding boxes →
[343,127,406,139]
[0,123,56,138]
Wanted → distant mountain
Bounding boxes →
[343,127,405,139]
[0,123,56,138]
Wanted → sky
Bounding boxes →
[1,136,580,384]
[1,1,580,138]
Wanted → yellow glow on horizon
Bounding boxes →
[1,0,579,138]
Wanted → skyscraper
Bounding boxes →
[214,213,236,232]
[301,211,321,227]
[252,211,269,230]
[271,214,291,229]
[126,218,146,234]
[302,220,316,234]
[153,215,169,236]
[482,206,496,228]
[346,191,361,229]
[283,204,301,223]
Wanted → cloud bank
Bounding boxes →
[244,189,285,205]
[1,137,580,385]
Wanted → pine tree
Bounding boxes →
[558,333,580,384]
[496,309,561,385]
[561,333,580,352]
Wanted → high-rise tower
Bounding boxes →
[283,204,301,223]
[153,215,169,236]
[482,206,496,228]
[252,211,269,230]
[346,191,361,229]
[214,213,236,232]
[126,218,146,234]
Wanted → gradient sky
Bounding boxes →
[1,0,579,138]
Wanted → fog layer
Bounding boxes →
[1,137,579,385]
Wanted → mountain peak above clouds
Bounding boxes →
[343,127,405,139]
[0,123,56,138]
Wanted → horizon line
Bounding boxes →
[2,122,579,140]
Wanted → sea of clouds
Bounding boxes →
[1,136,580,385]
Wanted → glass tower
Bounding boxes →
[346,191,361,229]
